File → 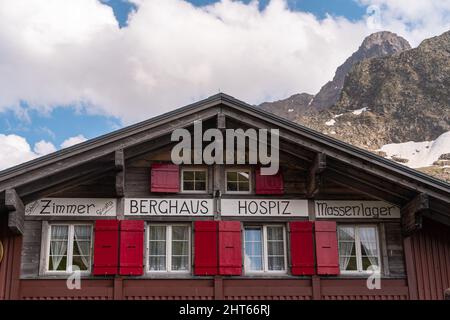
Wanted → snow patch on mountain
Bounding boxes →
[352,107,369,115]
[380,131,450,168]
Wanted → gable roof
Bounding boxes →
[0,93,449,209]
[3,93,448,190]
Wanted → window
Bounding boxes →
[182,169,207,192]
[244,225,286,273]
[147,224,190,273]
[338,225,381,273]
[46,224,92,273]
[226,170,251,193]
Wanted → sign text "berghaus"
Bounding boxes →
[171,120,279,175]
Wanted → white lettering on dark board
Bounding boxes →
[221,199,308,217]
[315,201,400,219]
[25,198,117,216]
[125,198,214,216]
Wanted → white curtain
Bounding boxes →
[149,226,166,271]
[359,227,378,267]
[74,226,91,269]
[50,225,68,270]
[339,227,354,270]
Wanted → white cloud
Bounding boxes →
[0,134,56,170]
[0,0,448,125]
[360,0,450,46]
[60,134,88,148]
[0,133,89,170]
[34,140,57,155]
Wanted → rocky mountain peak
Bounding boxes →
[309,31,411,111]
[360,31,411,52]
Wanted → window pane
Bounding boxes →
[245,241,262,256]
[338,226,356,272]
[237,171,249,182]
[238,181,249,191]
[249,256,263,271]
[148,226,167,271]
[74,225,91,240]
[150,241,166,256]
[183,181,195,191]
[245,228,263,271]
[183,171,194,180]
[149,226,166,240]
[268,256,285,271]
[172,241,189,256]
[149,257,166,271]
[267,241,284,256]
[227,181,238,191]
[362,256,379,271]
[194,182,206,191]
[49,255,67,271]
[72,225,92,272]
[172,256,189,271]
[359,227,379,270]
[267,227,283,241]
[341,256,358,271]
[172,226,189,241]
[227,171,237,182]
[195,171,206,181]
[72,255,90,271]
[49,225,69,271]
[359,227,378,256]
[51,225,68,240]
[338,227,355,241]
[245,228,262,241]
[73,241,90,256]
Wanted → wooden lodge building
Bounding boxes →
[0,93,449,300]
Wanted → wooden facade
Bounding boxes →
[0,93,449,300]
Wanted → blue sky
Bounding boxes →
[2,0,368,148]
[1,0,449,170]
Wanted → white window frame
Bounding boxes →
[243,225,287,275]
[146,224,191,274]
[180,168,208,194]
[225,168,252,194]
[44,223,93,275]
[338,224,382,275]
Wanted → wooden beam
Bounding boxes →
[115,149,124,171]
[326,170,405,205]
[5,189,24,235]
[17,161,114,199]
[306,153,326,198]
[217,112,226,130]
[401,193,429,236]
[115,149,125,197]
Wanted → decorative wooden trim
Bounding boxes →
[217,113,226,130]
[401,193,429,236]
[306,153,326,198]
[5,189,24,235]
[115,149,125,197]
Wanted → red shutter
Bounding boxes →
[150,163,180,193]
[194,221,218,276]
[290,221,315,275]
[315,221,340,275]
[255,168,284,195]
[93,220,119,275]
[119,220,145,276]
[218,221,242,275]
